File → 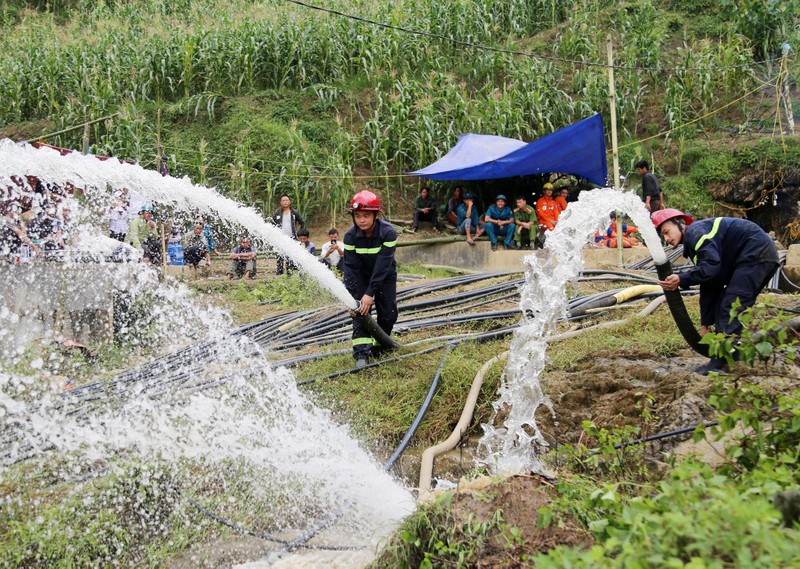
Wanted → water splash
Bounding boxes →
[478,188,664,474]
[0,140,411,563]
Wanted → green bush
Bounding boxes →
[662,177,715,218]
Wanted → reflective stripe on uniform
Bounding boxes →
[351,242,395,254]
[692,217,723,264]
[352,337,374,346]
[344,241,395,254]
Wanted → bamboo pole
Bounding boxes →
[81,123,90,155]
[607,36,624,267]
[156,109,163,175]
[781,43,795,135]
[160,223,168,270]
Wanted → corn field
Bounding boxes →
[0,0,795,216]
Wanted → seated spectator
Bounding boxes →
[27,206,64,252]
[536,183,560,233]
[297,228,316,255]
[594,212,639,248]
[197,215,220,256]
[320,228,344,271]
[444,186,464,226]
[0,206,40,259]
[555,187,569,212]
[456,192,485,245]
[108,195,130,242]
[125,205,161,264]
[412,186,439,232]
[226,236,257,280]
[182,223,211,267]
[485,194,516,251]
[513,195,537,249]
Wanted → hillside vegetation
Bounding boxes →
[1,0,798,233]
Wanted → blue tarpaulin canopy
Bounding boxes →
[407,114,608,187]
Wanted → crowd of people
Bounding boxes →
[429,181,575,251]
[1,176,77,260]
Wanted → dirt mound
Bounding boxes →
[443,475,591,566]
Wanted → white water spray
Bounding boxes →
[0,140,411,564]
[478,188,665,474]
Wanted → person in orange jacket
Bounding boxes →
[536,183,560,233]
[554,187,569,212]
[594,212,639,248]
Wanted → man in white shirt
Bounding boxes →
[319,228,344,272]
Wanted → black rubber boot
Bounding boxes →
[694,358,726,376]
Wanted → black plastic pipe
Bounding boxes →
[383,344,453,471]
[656,260,709,356]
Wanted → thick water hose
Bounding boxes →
[418,351,509,501]
[354,312,402,350]
[656,260,709,356]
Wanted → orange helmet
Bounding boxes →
[651,208,693,229]
[348,190,383,212]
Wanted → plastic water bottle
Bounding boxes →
[18,244,31,263]
[168,242,185,266]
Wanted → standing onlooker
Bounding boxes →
[343,191,398,368]
[654,209,779,375]
[635,160,664,213]
[126,205,161,264]
[320,228,344,271]
[484,194,516,251]
[444,186,464,226]
[297,228,316,256]
[108,195,130,242]
[456,192,485,246]
[225,235,257,280]
[412,187,439,233]
[269,193,305,276]
[513,195,537,250]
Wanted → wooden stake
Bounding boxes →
[607,36,624,267]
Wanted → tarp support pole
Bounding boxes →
[607,36,624,267]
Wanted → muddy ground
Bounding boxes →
[418,344,797,567]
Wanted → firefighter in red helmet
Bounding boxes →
[654,208,779,375]
[344,191,398,368]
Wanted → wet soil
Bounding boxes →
[416,348,797,568]
[441,475,592,566]
[537,348,718,455]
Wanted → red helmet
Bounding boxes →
[348,190,383,212]
[651,208,693,229]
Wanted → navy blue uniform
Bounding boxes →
[343,217,398,359]
[678,218,779,335]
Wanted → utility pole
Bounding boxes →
[607,36,624,266]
